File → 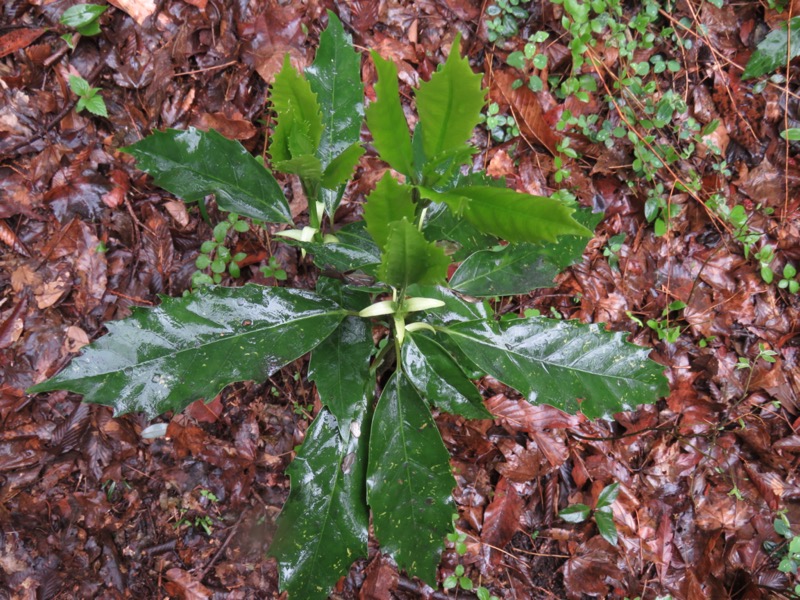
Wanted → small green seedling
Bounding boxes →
[779,264,799,294]
[485,0,529,43]
[603,233,626,271]
[193,213,249,286]
[260,256,288,281]
[443,564,473,591]
[60,4,107,48]
[68,75,108,117]
[559,482,620,545]
[768,512,800,575]
[755,245,776,284]
[647,300,686,343]
[481,102,519,142]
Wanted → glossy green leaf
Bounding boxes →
[420,145,478,189]
[297,221,381,273]
[422,203,496,261]
[321,142,365,190]
[274,153,323,180]
[423,186,592,244]
[270,55,323,162]
[596,482,620,510]
[309,317,375,441]
[365,52,414,177]
[594,509,618,546]
[364,172,417,249]
[367,373,455,584]
[60,4,106,29]
[415,34,486,158]
[406,284,491,325]
[742,17,800,79]
[402,333,491,419]
[306,11,364,168]
[449,210,600,296]
[444,317,668,419]
[122,128,292,224]
[378,219,450,289]
[271,408,369,599]
[559,503,590,523]
[28,286,345,417]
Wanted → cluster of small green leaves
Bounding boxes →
[192,213,250,286]
[444,516,500,599]
[559,482,620,545]
[486,0,529,43]
[646,300,686,344]
[603,233,626,270]
[771,512,800,578]
[68,74,107,117]
[28,12,667,599]
[480,102,520,142]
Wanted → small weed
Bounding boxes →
[60,3,106,48]
[260,256,288,281]
[767,512,800,576]
[779,264,799,294]
[68,75,107,117]
[481,102,519,142]
[603,233,626,270]
[646,300,686,343]
[559,482,620,545]
[485,0,529,43]
[193,213,249,286]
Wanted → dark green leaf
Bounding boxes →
[559,503,590,523]
[297,221,381,273]
[405,284,491,325]
[444,317,668,419]
[415,34,486,158]
[367,373,455,584]
[271,55,323,161]
[422,202,497,262]
[321,142,365,190]
[122,128,292,224]
[596,483,620,510]
[365,52,414,177]
[28,286,345,417]
[306,11,364,168]
[271,408,369,599]
[309,317,375,440]
[364,172,417,250]
[423,186,592,243]
[402,333,491,419]
[59,4,107,29]
[594,510,618,545]
[742,17,800,80]
[378,219,450,288]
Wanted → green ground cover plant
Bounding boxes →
[28,13,668,598]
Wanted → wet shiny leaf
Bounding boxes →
[28,286,345,417]
[363,172,416,250]
[445,317,668,419]
[742,17,800,80]
[378,219,450,288]
[123,128,292,224]
[270,55,323,163]
[401,333,490,419]
[367,373,454,585]
[271,408,369,600]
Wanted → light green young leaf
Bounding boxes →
[321,142,365,190]
[415,33,486,159]
[367,373,455,585]
[60,4,107,30]
[306,11,364,171]
[122,128,292,224]
[444,317,668,419]
[270,55,324,162]
[742,17,800,80]
[274,154,323,180]
[83,93,108,117]
[28,286,345,417]
[402,333,491,419]
[68,74,91,97]
[363,172,417,250]
[271,408,369,600]
[422,186,592,243]
[378,219,450,289]
[365,52,414,177]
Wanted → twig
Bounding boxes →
[198,511,247,582]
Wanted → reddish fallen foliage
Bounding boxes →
[2,0,800,599]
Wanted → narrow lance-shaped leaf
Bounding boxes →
[270,408,370,600]
[365,52,414,177]
[415,33,486,159]
[422,186,592,244]
[122,128,292,224]
[444,317,668,419]
[363,172,417,250]
[306,10,364,169]
[402,333,491,419]
[367,372,455,584]
[321,142,365,190]
[28,286,346,417]
[309,316,374,441]
[378,219,450,289]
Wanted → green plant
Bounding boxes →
[60,3,107,48]
[743,16,800,80]
[755,245,776,284]
[485,0,529,43]
[779,264,800,294]
[260,256,287,281]
[192,213,249,286]
[68,75,108,118]
[28,13,667,599]
[481,102,520,142]
[559,482,620,545]
[603,233,626,270]
[646,300,686,343]
[769,512,800,575]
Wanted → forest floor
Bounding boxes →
[3,0,800,598]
